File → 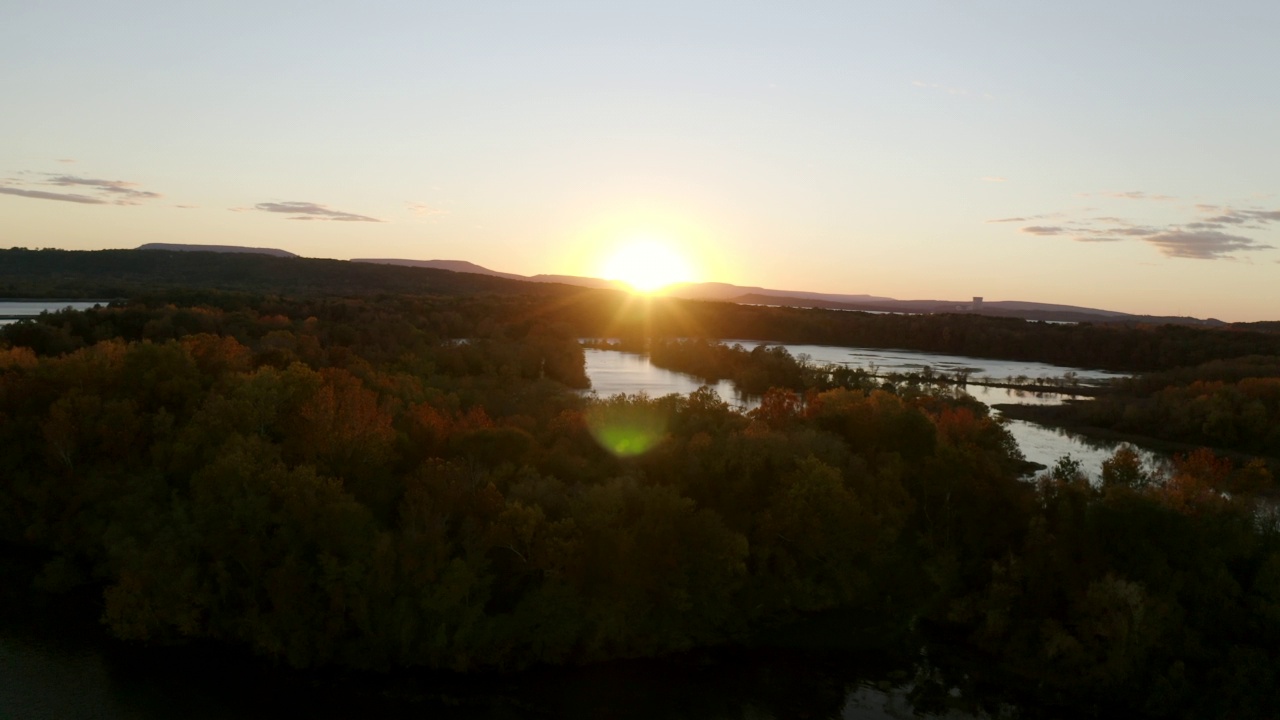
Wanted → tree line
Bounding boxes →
[8,246,1280,374]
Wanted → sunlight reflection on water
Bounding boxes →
[581,343,1160,479]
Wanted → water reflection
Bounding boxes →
[580,344,1160,478]
[723,341,1126,388]
[581,348,748,408]
[0,300,106,327]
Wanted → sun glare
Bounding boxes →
[600,237,695,294]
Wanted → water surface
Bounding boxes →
[581,343,1160,477]
[0,300,106,326]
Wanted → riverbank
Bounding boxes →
[994,402,1280,474]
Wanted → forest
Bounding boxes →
[3,249,1280,717]
[1001,355,1280,466]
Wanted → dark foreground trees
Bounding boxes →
[3,296,1280,717]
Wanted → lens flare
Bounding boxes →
[585,397,667,457]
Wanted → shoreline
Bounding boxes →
[994,402,1280,473]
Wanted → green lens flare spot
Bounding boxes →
[586,399,667,458]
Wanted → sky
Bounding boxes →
[2,1,1279,321]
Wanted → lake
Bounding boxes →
[0,300,107,326]
[581,343,1163,478]
[724,341,1126,387]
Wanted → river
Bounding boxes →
[582,342,1164,478]
[0,300,107,327]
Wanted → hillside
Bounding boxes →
[0,248,576,300]
[138,243,299,258]
[25,243,1249,327]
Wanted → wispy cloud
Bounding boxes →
[1001,192,1278,260]
[1188,206,1280,230]
[0,172,162,206]
[1145,230,1271,259]
[988,212,1063,224]
[47,175,161,205]
[1106,226,1161,237]
[250,201,383,222]
[981,176,1007,183]
[0,186,106,204]
[1020,225,1067,236]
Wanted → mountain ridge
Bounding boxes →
[144,244,1220,325]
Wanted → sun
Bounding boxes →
[600,237,695,293]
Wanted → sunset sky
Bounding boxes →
[3,2,1278,321]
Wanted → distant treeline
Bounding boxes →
[562,296,1280,374]
[3,293,1280,717]
[6,247,1280,376]
[645,338,872,395]
[1005,355,1280,461]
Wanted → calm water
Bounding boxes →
[582,344,1162,477]
[725,340,1126,387]
[584,348,749,407]
[0,300,106,326]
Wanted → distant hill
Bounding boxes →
[1232,321,1280,334]
[0,248,580,300]
[138,243,298,258]
[351,258,528,281]
[666,282,893,305]
[122,246,1234,326]
[731,293,1224,327]
[529,274,629,290]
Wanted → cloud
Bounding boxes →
[998,195,1279,260]
[1203,214,1249,225]
[1105,226,1160,237]
[46,175,161,204]
[56,158,76,164]
[988,211,1065,224]
[0,186,106,204]
[252,201,383,222]
[1195,207,1280,226]
[998,190,1280,257]
[981,176,1007,183]
[407,202,448,217]
[0,172,162,206]
[1144,230,1272,260]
